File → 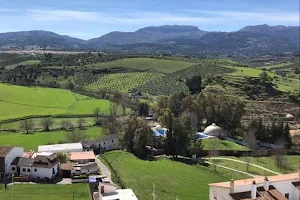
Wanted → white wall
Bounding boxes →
[273,179,300,200]
[19,163,60,179]
[101,138,119,151]
[210,179,300,200]
[5,147,23,174]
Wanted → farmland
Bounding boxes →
[102,150,228,200]
[87,72,163,93]
[0,126,103,150]
[0,83,118,120]
[0,184,90,200]
[86,58,196,73]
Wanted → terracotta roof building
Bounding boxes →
[209,173,300,200]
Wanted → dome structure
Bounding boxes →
[204,123,223,137]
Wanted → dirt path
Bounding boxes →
[205,161,258,178]
[96,157,114,184]
[205,157,281,175]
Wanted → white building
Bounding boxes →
[84,135,119,152]
[204,123,224,137]
[93,183,138,200]
[70,151,98,175]
[38,143,83,153]
[0,146,24,175]
[209,173,300,200]
[10,152,60,180]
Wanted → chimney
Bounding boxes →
[263,177,269,191]
[230,179,234,194]
[251,181,257,199]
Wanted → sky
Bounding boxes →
[0,0,299,39]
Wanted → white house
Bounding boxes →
[93,182,138,200]
[70,151,96,164]
[209,173,300,200]
[0,146,24,175]
[70,151,98,175]
[10,152,60,180]
[84,135,119,152]
[38,143,83,153]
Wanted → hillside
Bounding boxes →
[0,25,299,56]
[0,83,119,120]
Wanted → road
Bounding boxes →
[96,157,114,185]
[204,157,281,175]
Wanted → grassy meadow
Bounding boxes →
[0,83,120,120]
[0,126,103,151]
[102,150,229,200]
[0,184,90,200]
[5,59,41,69]
[87,58,195,73]
[202,138,248,151]
[222,156,300,174]
[224,66,300,92]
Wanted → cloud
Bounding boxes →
[27,9,101,21]
[188,10,300,23]
[26,9,214,24]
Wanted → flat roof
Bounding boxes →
[38,143,83,152]
[101,189,138,200]
[70,151,95,161]
[209,173,300,188]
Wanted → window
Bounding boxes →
[22,168,25,172]
[27,168,30,172]
[112,140,114,142]
[285,193,289,199]
[12,167,15,171]
[52,168,55,174]
[104,142,105,145]
[34,169,37,172]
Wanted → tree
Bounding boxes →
[40,117,53,131]
[274,139,287,170]
[66,81,75,90]
[133,124,154,157]
[60,119,73,130]
[283,123,292,148]
[159,108,175,156]
[66,129,87,143]
[93,107,101,125]
[57,152,68,163]
[186,75,202,94]
[20,119,34,134]
[120,115,145,152]
[77,117,86,129]
[138,102,149,116]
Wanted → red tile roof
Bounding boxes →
[70,151,95,161]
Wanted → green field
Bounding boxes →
[102,151,228,200]
[224,66,300,92]
[0,126,103,150]
[88,58,195,73]
[0,84,119,120]
[0,184,90,200]
[259,62,293,69]
[5,59,41,69]
[222,156,300,174]
[202,138,248,151]
[87,72,163,93]
[208,159,275,176]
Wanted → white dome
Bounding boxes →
[155,125,162,129]
[204,123,223,137]
[286,114,294,119]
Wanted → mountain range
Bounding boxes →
[0,24,299,56]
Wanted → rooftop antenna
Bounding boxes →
[152,183,156,200]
